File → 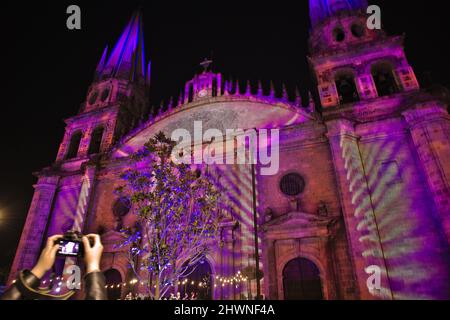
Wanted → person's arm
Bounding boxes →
[82,234,107,300]
[1,235,61,300]
[0,270,41,300]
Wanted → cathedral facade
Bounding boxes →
[8,0,450,300]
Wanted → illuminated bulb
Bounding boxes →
[191,281,195,285]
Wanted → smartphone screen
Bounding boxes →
[57,240,81,257]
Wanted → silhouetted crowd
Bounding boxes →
[124,291,198,300]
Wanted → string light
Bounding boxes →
[104,272,248,290]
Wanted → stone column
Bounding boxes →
[62,164,98,291]
[220,222,236,300]
[73,164,97,232]
[56,130,71,162]
[262,238,277,300]
[77,128,91,158]
[325,119,393,300]
[403,104,450,243]
[7,174,60,284]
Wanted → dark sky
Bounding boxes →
[1,0,449,282]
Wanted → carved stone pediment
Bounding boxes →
[262,211,339,240]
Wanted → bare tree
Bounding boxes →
[116,132,221,300]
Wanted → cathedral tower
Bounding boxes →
[56,10,151,163]
[7,11,151,284]
[308,0,450,299]
[309,0,419,108]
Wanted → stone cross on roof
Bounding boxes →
[200,58,213,73]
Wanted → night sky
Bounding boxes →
[1,0,449,283]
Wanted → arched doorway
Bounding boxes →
[282,258,323,300]
[104,269,122,300]
[179,260,213,300]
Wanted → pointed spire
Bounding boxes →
[168,97,174,111]
[295,86,302,106]
[269,81,276,98]
[100,10,147,83]
[148,109,154,121]
[235,79,240,95]
[146,61,152,86]
[257,80,263,96]
[95,46,108,75]
[224,80,230,96]
[245,80,252,96]
[309,0,368,27]
[282,83,289,101]
[178,91,184,106]
[308,91,316,113]
[150,105,157,118]
[227,78,233,95]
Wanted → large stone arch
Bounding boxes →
[113,98,313,158]
[103,268,123,300]
[262,212,340,300]
[175,253,218,300]
[99,230,129,298]
[277,252,328,300]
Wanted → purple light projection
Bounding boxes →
[331,118,450,299]
[97,11,147,82]
[7,3,450,301]
[309,0,368,27]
